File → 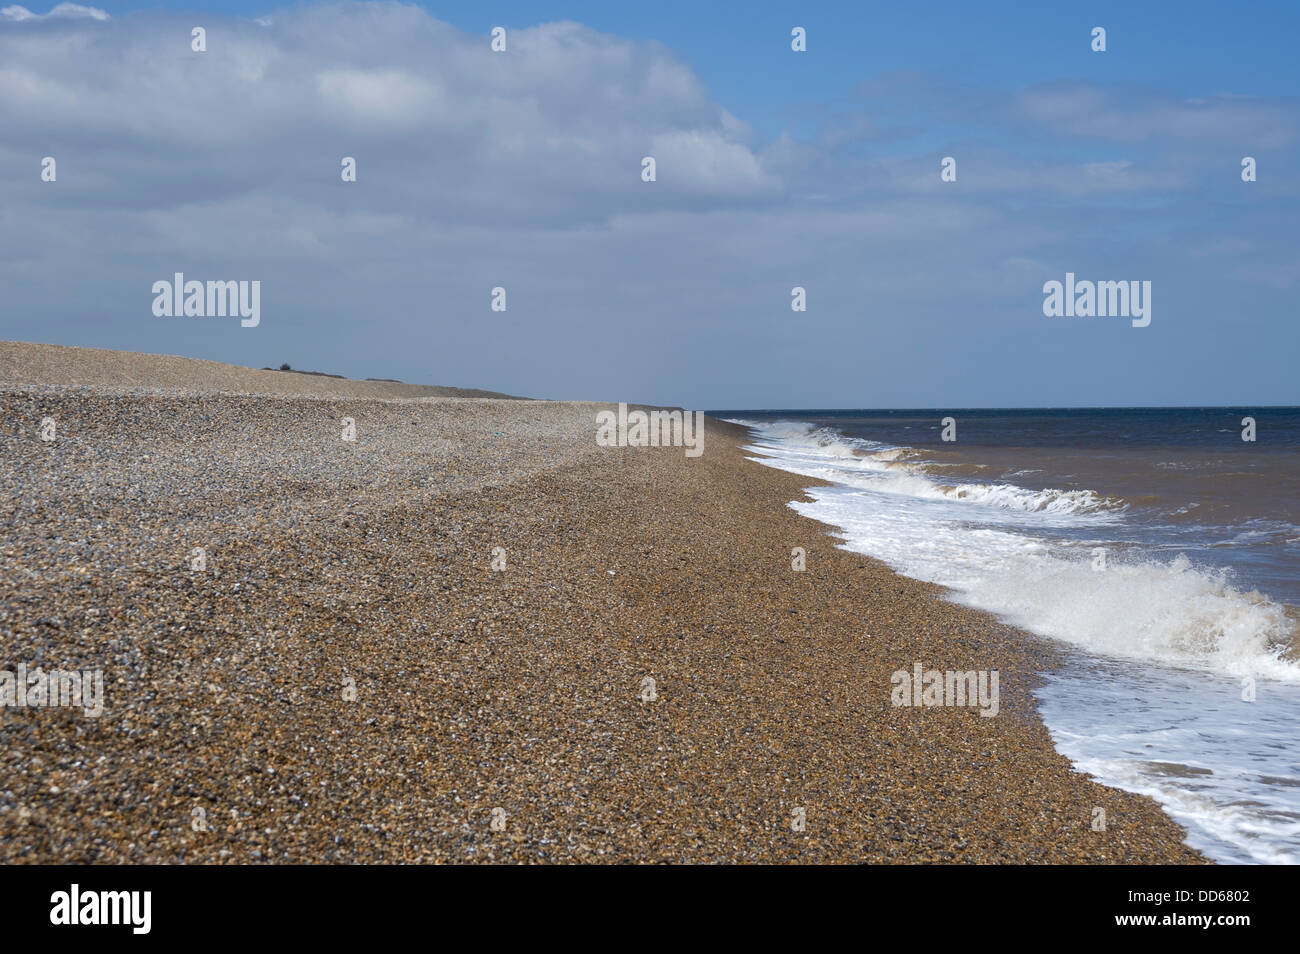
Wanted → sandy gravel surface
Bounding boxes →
[0,345,1206,863]
[0,340,521,400]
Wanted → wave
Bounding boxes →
[934,480,1122,516]
[733,419,1125,520]
[734,418,1299,682]
[945,549,1298,681]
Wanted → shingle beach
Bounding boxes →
[0,342,1206,863]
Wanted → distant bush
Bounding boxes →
[279,363,291,371]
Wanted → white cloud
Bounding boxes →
[1018,83,1297,148]
[1,3,108,21]
[0,3,778,218]
[649,130,780,195]
[314,68,449,127]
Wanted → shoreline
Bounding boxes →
[0,366,1207,862]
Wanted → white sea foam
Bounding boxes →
[737,418,1299,681]
[1037,659,1300,864]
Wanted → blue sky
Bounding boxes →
[80,1,1300,107]
[2,1,1298,406]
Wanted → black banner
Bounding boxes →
[0,864,1273,941]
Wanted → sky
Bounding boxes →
[1,1,1297,407]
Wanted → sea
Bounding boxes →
[712,407,1300,864]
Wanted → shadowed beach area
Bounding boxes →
[0,342,1206,863]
